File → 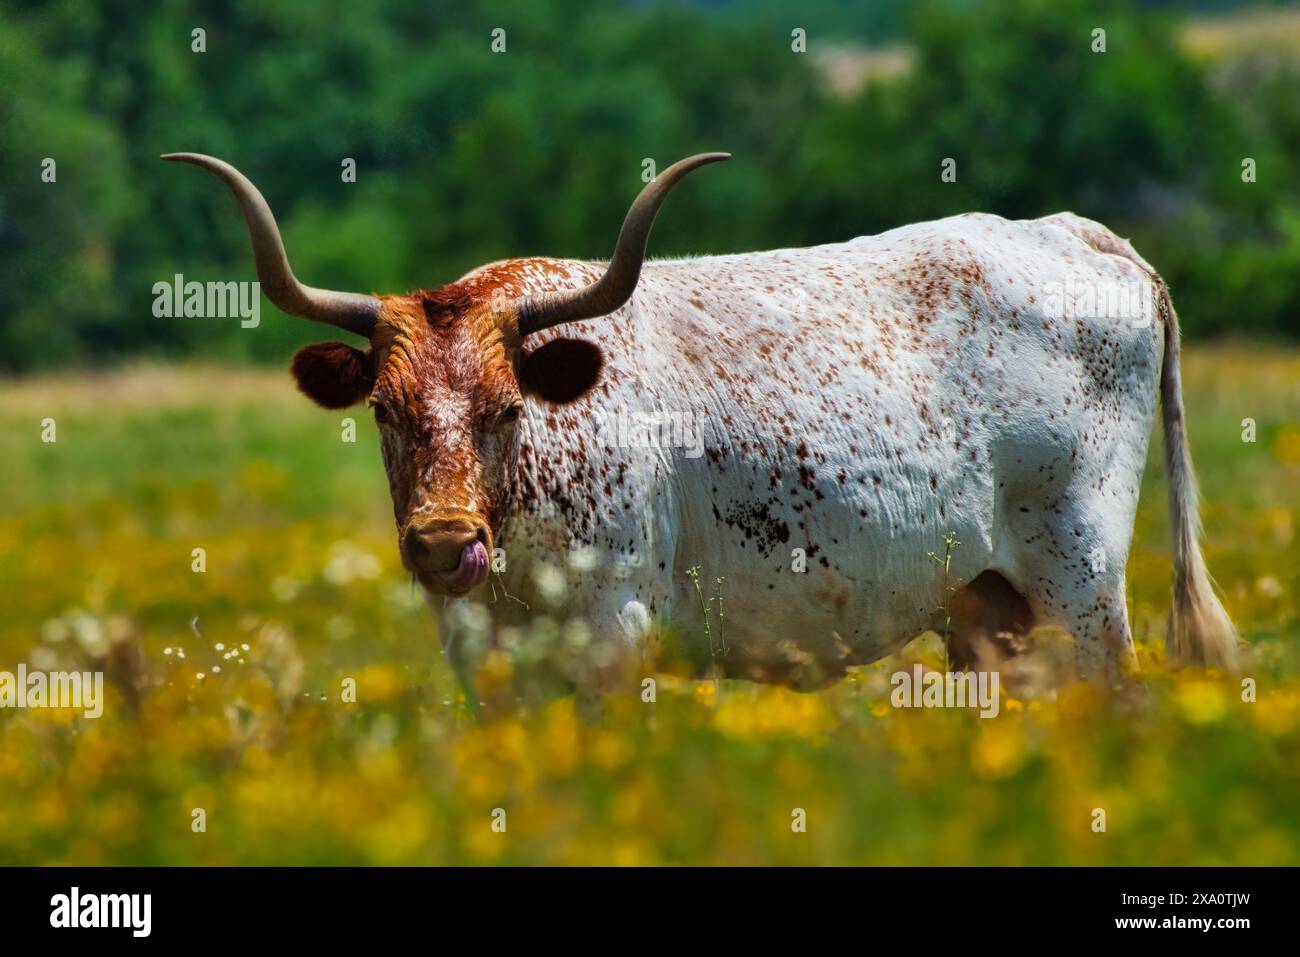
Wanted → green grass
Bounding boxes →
[0,346,1297,865]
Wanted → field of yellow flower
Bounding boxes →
[1,345,1298,865]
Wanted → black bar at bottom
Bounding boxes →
[0,866,1279,941]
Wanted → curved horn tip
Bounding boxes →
[668,152,731,172]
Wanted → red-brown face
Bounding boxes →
[291,287,602,596]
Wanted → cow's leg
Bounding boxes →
[431,597,515,721]
[573,590,660,723]
[1007,503,1137,678]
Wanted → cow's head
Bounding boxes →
[162,151,726,596]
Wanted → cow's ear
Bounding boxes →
[516,338,603,405]
[291,342,374,409]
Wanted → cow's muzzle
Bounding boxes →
[402,515,491,593]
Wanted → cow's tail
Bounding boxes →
[1158,285,1239,671]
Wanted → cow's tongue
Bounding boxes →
[444,539,489,589]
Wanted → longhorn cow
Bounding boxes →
[164,151,1239,695]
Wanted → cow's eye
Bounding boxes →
[500,404,523,426]
[372,402,390,424]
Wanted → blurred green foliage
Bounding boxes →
[1,0,1298,372]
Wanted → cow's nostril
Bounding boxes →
[404,529,431,564]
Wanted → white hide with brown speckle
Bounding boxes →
[453,211,1175,683]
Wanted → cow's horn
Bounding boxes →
[161,153,380,337]
[514,152,730,336]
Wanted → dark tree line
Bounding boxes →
[2,0,1297,371]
